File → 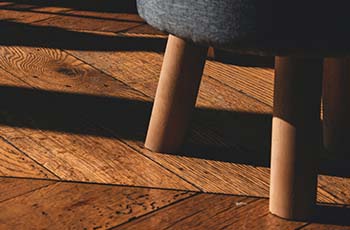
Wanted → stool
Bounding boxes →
[137,0,350,220]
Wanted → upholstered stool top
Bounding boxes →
[137,0,350,56]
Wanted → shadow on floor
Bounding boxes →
[0,20,167,52]
[0,0,275,67]
[0,86,348,178]
[311,204,350,226]
[0,0,138,13]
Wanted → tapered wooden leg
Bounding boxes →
[270,56,323,220]
[323,57,350,156]
[145,35,208,153]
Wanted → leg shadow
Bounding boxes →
[0,86,348,178]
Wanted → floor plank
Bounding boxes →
[318,176,350,205]
[67,45,348,204]
[0,177,55,202]
[0,3,69,23]
[114,194,306,230]
[0,4,349,229]
[0,68,58,179]
[0,46,198,191]
[19,46,274,197]
[0,177,195,230]
[204,61,274,106]
[64,10,144,22]
[0,138,58,179]
[33,10,142,33]
[120,24,168,38]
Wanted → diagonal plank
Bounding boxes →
[0,3,70,23]
[2,45,274,197]
[0,66,59,181]
[204,61,274,106]
[0,138,58,179]
[113,194,306,230]
[67,45,349,204]
[0,66,60,179]
[32,10,142,33]
[0,47,198,191]
[0,177,55,202]
[0,177,195,230]
[0,15,348,204]
[66,47,275,198]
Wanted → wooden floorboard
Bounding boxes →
[0,46,198,190]
[0,177,55,202]
[0,67,59,179]
[66,46,275,197]
[33,10,143,33]
[66,39,349,204]
[0,138,58,179]
[0,2,349,229]
[0,177,195,230]
[114,194,307,230]
[0,4,70,23]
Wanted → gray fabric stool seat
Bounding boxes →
[138,0,350,56]
[137,0,350,221]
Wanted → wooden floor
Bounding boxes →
[0,1,349,229]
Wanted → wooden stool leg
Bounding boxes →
[145,35,208,153]
[323,57,350,156]
[269,56,323,220]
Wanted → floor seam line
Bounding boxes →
[295,223,311,230]
[64,50,205,191]
[0,181,58,204]
[120,139,203,192]
[0,175,199,193]
[107,193,201,230]
[0,136,61,180]
[25,8,74,24]
[204,73,273,108]
[63,49,153,100]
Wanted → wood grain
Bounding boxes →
[37,48,274,197]
[67,49,273,152]
[0,66,59,179]
[318,176,350,205]
[33,11,142,33]
[0,178,195,230]
[120,24,168,38]
[115,195,306,230]
[65,10,144,22]
[0,177,55,202]
[0,5,69,23]
[67,46,348,204]
[204,61,274,106]
[0,69,58,179]
[0,8,349,229]
[0,138,58,179]
[0,46,198,190]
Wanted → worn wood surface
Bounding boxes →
[0,46,197,190]
[115,195,307,230]
[0,2,349,228]
[67,41,348,204]
[0,177,195,230]
[0,138,58,179]
[0,177,55,202]
[0,4,70,23]
[34,12,142,33]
